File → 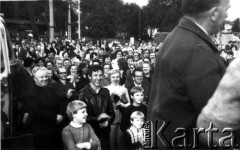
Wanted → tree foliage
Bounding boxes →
[232,18,240,33]
[1,0,183,40]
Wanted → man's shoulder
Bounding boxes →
[99,87,110,96]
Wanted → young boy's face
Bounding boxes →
[131,117,144,129]
[131,92,144,105]
[74,108,88,124]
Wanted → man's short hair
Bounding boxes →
[132,67,143,77]
[130,86,144,96]
[23,57,34,68]
[126,55,134,61]
[66,100,87,121]
[88,65,103,76]
[182,0,221,15]
[130,111,145,121]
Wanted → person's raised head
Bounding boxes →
[130,111,145,122]
[88,65,103,76]
[32,67,49,87]
[66,100,87,123]
[182,0,230,35]
[108,69,120,85]
[88,65,103,88]
[23,57,34,68]
[130,111,145,129]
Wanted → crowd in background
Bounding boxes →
[2,35,240,150]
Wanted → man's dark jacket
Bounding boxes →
[147,17,226,149]
[79,84,115,140]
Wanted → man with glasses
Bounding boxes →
[102,63,111,86]
[147,0,230,149]
[125,68,150,105]
[52,67,77,127]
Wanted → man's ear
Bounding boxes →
[130,95,133,99]
[209,7,220,22]
[88,74,91,80]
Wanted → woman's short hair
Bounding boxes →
[130,111,145,121]
[45,60,54,67]
[108,69,120,77]
[66,100,87,121]
[34,57,45,64]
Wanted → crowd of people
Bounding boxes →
[9,35,160,150]
[5,23,240,150]
[2,0,240,149]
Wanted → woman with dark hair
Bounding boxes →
[77,62,90,92]
[103,54,112,64]
[50,41,59,55]
[112,50,123,70]
[28,46,37,59]
[34,57,45,67]
[117,58,130,86]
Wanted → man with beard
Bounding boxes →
[79,65,115,150]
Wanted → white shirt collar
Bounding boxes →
[70,121,83,128]
[193,21,209,36]
[134,82,141,87]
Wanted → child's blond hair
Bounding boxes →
[130,86,144,96]
[130,111,145,121]
[66,100,87,121]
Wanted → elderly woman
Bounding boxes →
[105,69,130,150]
[25,67,64,150]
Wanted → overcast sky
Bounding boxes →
[122,0,240,21]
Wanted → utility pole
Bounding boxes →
[139,7,141,41]
[68,3,71,40]
[78,0,81,40]
[49,0,54,42]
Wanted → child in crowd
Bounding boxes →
[120,86,147,132]
[124,111,145,150]
[62,100,100,150]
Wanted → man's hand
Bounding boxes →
[56,114,63,124]
[66,89,75,99]
[76,142,91,149]
[99,120,109,128]
[97,113,110,121]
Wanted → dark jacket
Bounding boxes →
[147,17,226,149]
[25,84,64,150]
[79,84,115,140]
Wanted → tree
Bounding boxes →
[232,18,240,33]
[144,0,182,37]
